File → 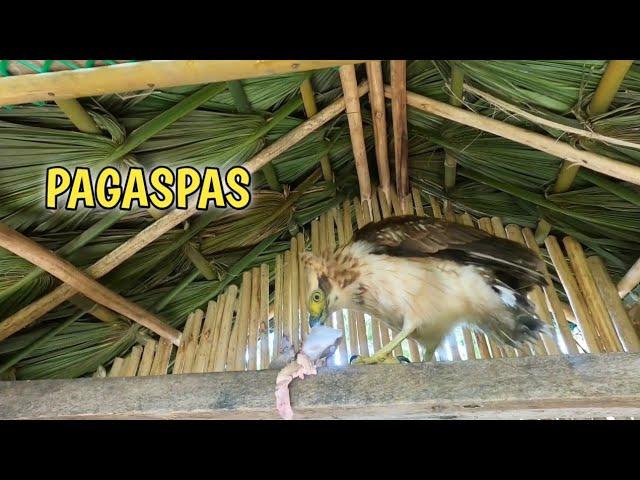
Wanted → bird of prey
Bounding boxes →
[301,215,549,364]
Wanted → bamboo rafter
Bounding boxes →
[0,60,365,106]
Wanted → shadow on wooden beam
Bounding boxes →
[2,353,639,419]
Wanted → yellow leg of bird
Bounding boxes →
[351,327,414,365]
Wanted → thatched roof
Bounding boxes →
[0,60,639,380]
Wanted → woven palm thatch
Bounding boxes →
[0,60,639,381]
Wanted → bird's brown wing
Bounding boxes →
[354,215,545,291]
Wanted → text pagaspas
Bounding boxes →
[46,166,252,211]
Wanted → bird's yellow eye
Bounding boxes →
[311,290,324,304]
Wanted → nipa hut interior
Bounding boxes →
[0,60,639,420]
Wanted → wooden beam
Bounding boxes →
[390,61,409,204]
[0,60,364,107]
[365,61,392,204]
[0,84,369,342]
[339,65,372,208]
[0,222,181,346]
[387,86,640,187]
[2,353,640,419]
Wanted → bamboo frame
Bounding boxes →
[0,83,367,342]
[0,60,364,106]
[193,300,218,373]
[390,61,409,208]
[386,86,640,186]
[588,256,640,353]
[212,286,238,372]
[521,228,579,355]
[563,237,623,352]
[248,267,261,370]
[339,66,372,210]
[259,263,270,369]
[0,222,181,345]
[545,236,602,353]
[366,62,392,204]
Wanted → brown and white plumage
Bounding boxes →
[302,215,548,362]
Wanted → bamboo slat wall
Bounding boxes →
[102,187,640,378]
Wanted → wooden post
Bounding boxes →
[618,257,640,298]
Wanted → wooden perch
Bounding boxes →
[0,60,364,106]
[386,86,640,187]
[2,353,640,419]
[0,222,181,345]
[0,83,369,342]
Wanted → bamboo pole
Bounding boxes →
[230,274,252,371]
[273,255,284,358]
[618,257,640,298]
[545,236,602,353]
[429,195,443,219]
[391,61,409,209]
[173,312,195,374]
[339,66,372,210]
[386,86,640,187]
[283,251,292,347]
[444,66,464,191]
[0,84,361,342]
[182,309,204,374]
[247,267,261,370]
[329,207,348,365]
[54,98,101,134]
[521,228,579,355]
[137,339,156,377]
[0,222,181,345]
[259,263,270,369]
[212,286,238,372]
[563,237,623,352]
[336,202,358,359]
[149,338,173,376]
[300,78,333,182]
[245,80,369,173]
[191,301,217,373]
[589,60,635,115]
[108,358,124,378]
[588,256,640,353]
[122,345,143,377]
[0,60,364,106]
[412,187,425,216]
[289,238,300,351]
[505,225,558,356]
[296,232,308,342]
[207,292,227,372]
[366,62,392,204]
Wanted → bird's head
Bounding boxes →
[301,249,361,328]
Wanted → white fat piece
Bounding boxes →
[301,325,343,362]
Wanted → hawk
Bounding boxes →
[301,215,549,364]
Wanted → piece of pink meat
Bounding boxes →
[274,326,342,420]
